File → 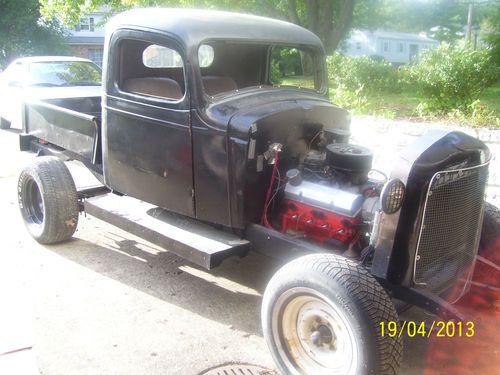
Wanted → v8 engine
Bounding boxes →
[267,141,389,258]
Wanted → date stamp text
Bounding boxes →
[379,321,475,338]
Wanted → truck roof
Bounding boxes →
[106,8,324,51]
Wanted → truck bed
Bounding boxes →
[22,96,102,164]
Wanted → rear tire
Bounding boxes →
[18,156,79,244]
[262,253,402,375]
[0,117,11,129]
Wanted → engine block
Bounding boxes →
[280,199,360,245]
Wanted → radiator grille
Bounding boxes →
[413,163,489,292]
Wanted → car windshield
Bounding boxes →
[27,61,101,87]
[198,42,326,98]
[269,46,318,91]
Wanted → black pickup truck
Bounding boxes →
[16,8,499,375]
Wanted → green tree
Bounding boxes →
[372,0,467,42]
[0,0,68,68]
[480,5,500,66]
[40,0,383,54]
[374,0,500,44]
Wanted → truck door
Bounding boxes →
[102,33,194,217]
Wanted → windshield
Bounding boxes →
[198,42,326,97]
[269,47,317,90]
[27,61,101,87]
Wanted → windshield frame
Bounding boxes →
[195,39,328,102]
[266,44,327,94]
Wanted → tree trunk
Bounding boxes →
[282,0,355,55]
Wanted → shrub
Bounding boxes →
[270,60,282,84]
[328,84,369,114]
[408,42,498,114]
[326,53,400,112]
[326,53,399,94]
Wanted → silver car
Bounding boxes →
[0,56,101,129]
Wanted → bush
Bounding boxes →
[270,60,282,84]
[326,53,399,94]
[326,53,400,112]
[408,42,498,114]
[329,84,369,114]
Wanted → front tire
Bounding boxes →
[470,202,500,288]
[18,156,79,244]
[262,254,402,375]
[479,202,500,256]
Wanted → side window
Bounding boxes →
[119,40,185,101]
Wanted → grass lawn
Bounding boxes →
[361,90,420,118]
[480,81,500,113]
[278,76,315,90]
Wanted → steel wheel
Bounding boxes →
[262,254,402,375]
[21,177,45,228]
[273,288,358,375]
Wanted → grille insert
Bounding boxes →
[413,163,489,293]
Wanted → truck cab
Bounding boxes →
[101,8,349,228]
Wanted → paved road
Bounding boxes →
[0,128,496,375]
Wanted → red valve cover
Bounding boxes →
[280,199,360,245]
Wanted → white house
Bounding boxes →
[66,9,107,66]
[343,30,439,65]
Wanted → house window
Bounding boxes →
[76,17,95,32]
[383,41,389,52]
[399,43,404,53]
[88,48,103,67]
[356,42,361,50]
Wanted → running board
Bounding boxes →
[84,193,250,269]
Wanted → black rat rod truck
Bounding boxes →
[17,8,499,375]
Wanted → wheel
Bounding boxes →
[18,156,79,244]
[470,202,500,287]
[262,254,402,375]
[0,116,11,129]
[479,202,500,257]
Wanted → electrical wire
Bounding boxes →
[263,168,283,229]
[308,130,323,149]
[266,168,282,211]
[303,167,331,181]
[261,153,280,228]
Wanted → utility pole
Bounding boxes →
[466,1,474,42]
